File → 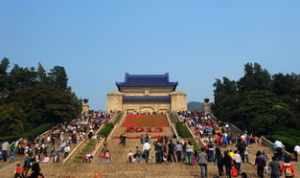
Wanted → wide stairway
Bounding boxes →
[37,113,200,178]
[0,113,297,178]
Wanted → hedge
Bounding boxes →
[0,123,53,142]
[267,129,300,152]
[22,123,53,139]
[98,123,114,138]
[170,113,201,151]
[176,122,193,138]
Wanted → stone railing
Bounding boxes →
[166,113,179,138]
[170,112,202,150]
[211,113,294,157]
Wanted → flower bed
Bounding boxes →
[125,127,163,133]
[122,114,169,128]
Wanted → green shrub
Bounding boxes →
[98,123,114,137]
[0,135,19,142]
[22,123,54,139]
[170,113,201,152]
[267,129,300,152]
[176,122,192,138]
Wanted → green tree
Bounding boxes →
[0,58,81,141]
[37,62,47,83]
[213,62,300,151]
[48,66,68,89]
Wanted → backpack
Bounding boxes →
[285,165,293,177]
[231,166,238,177]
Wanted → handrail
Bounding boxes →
[171,112,203,149]
[211,113,293,156]
[92,112,125,157]
[166,113,179,138]
[63,112,121,164]
[260,136,293,157]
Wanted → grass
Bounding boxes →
[175,122,193,138]
[73,112,123,163]
[98,123,114,138]
[74,139,97,162]
[170,113,201,151]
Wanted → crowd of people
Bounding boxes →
[0,111,112,178]
[3,109,298,178]
[177,111,297,178]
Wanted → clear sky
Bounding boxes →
[1,1,300,109]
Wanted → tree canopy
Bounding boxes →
[213,62,300,150]
[0,58,81,141]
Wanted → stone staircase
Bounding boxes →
[1,112,298,178]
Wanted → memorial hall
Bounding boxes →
[106,73,187,113]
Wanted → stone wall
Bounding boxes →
[123,103,170,113]
[106,89,187,113]
[106,91,123,112]
[170,91,187,112]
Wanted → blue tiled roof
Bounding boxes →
[116,73,178,90]
[123,96,171,103]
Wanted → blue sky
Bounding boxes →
[1,1,300,109]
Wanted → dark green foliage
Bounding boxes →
[21,123,54,140]
[98,123,114,137]
[175,122,192,138]
[0,58,81,141]
[268,129,300,151]
[213,62,300,150]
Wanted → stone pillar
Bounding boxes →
[170,91,187,112]
[203,98,211,113]
[82,99,90,114]
[106,91,123,112]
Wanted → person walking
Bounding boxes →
[143,141,151,163]
[185,141,193,165]
[215,147,224,177]
[198,147,208,178]
[223,151,232,178]
[2,141,9,162]
[269,156,281,178]
[281,158,296,178]
[255,151,266,178]
[233,151,242,175]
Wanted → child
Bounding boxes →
[104,150,112,163]
[128,150,135,163]
[85,153,93,163]
[14,163,23,178]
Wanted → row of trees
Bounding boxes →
[0,58,81,141]
[213,62,300,150]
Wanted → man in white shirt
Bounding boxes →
[64,145,71,158]
[274,140,284,149]
[1,141,9,162]
[143,141,151,163]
